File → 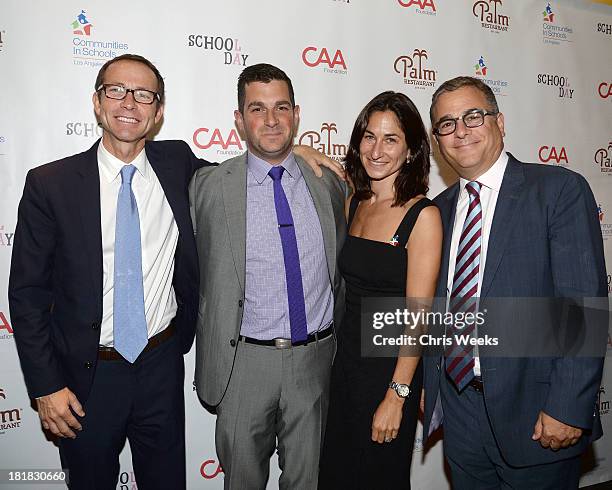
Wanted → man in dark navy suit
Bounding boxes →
[422,76,607,489]
[8,54,337,489]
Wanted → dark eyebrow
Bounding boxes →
[364,129,401,138]
[436,107,481,122]
[246,100,292,109]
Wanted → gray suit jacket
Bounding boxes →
[189,153,346,407]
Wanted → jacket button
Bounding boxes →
[238,300,243,307]
[229,339,236,347]
[91,322,100,330]
[84,361,92,369]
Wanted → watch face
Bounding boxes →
[397,384,411,398]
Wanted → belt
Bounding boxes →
[239,324,333,349]
[98,323,176,361]
[468,376,484,393]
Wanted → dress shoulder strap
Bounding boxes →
[393,198,436,247]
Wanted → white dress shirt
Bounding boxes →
[446,151,508,376]
[97,141,179,347]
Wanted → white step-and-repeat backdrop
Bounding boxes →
[0,0,611,488]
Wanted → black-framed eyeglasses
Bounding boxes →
[433,109,498,136]
[97,84,160,104]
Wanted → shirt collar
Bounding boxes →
[97,140,149,183]
[247,151,300,184]
[459,150,508,198]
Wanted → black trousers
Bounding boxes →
[59,334,185,490]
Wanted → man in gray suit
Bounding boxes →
[190,63,346,489]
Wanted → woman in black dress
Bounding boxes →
[319,92,442,489]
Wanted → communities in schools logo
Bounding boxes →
[192,127,244,157]
[537,73,574,99]
[598,386,610,416]
[187,35,250,67]
[472,57,509,96]
[393,49,437,90]
[594,141,612,175]
[397,0,437,16]
[0,388,23,435]
[302,47,347,75]
[298,122,347,162]
[538,145,569,167]
[70,10,129,68]
[472,0,510,33]
[541,3,574,45]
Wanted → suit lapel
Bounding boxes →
[437,184,459,298]
[296,157,336,282]
[76,141,103,302]
[222,156,248,292]
[481,155,525,298]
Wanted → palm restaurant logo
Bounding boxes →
[393,49,437,89]
[598,386,610,416]
[298,122,347,162]
[541,3,574,45]
[193,127,244,157]
[397,0,437,16]
[0,389,22,435]
[472,0,510,33]
[594,142,612,175]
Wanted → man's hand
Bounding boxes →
[531,411,582,450]
[293,145,345,180]
[36,387,85,439]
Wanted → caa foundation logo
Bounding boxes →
[187,36,249,67]
[201,459,224,480]
[538,145,569,167]
[0,225,14,248]
[393,49,437,89]
[541,3,574,45]
[598,82,612,99]
[193,127,244,157]
[0,388,23,435]
[398,0,437,16]
[71,10,129,68]
[299,122,347,162]
[597,386,610,416]
[66,122,103,138]
[594,142,612,175]
[472,0,510,33]
[537,74,574,99]
[117,470,137,490]
[302,47,347,75]
[473,57,508,96]
[0,311,13,340]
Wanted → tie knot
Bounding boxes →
[268,165,285,182]
[466,180,482,197]
[120,165,137,185]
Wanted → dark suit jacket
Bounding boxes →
[8,139,209,402]
[423,154,607,466]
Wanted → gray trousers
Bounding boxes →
[215,334,335,490]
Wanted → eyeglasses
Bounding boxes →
[433,109,498,136]
[97,84,160,104]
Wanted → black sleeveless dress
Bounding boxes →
[318,197,435,490]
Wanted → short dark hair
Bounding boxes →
[345,91,430,207]
[237,63,295,113]
[94,54,165,104]
[430,76,498,124]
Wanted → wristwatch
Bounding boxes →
[389,380,411,398]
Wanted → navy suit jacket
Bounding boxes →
[9,139,210,402]
[423,154,607,466]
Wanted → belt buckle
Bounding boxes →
[274,338,292,349]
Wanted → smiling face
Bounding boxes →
[358,110,410,183]
[234,80,299,165]
[432,86,505,180]
[92,59,163,160]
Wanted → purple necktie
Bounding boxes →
[268,166,308,343]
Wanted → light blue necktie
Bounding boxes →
[113,165,148,363]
